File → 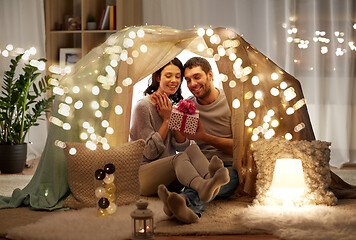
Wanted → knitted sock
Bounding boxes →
[167,193,199,224]
[206,155,225,179]
[157,184,173,217]
[190,167,230,202]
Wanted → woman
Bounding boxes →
[130,58,229,222]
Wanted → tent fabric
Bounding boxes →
[0,25,329,210]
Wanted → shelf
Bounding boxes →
[45,0,142,73]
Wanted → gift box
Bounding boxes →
[168,100,199,135]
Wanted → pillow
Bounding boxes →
[252,137,337,206]
[63,140,145,209]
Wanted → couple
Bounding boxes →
[130,57,238,223]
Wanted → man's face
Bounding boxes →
[184,66,213,100]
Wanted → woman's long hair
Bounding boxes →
[144,58,184,104]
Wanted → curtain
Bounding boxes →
[142,0,356,168]
[0,0,47,161]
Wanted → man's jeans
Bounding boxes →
[181,161,239,215]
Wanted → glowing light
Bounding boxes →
[264,129,275,139]
[115,105,123,115]
[285,133,293,140]
[110,59,118,67]
[137,29,145,38]
[122,77,133,86]
[270,87,280,96]
[284,87,296,101]
[197,28,205,36]
[72,86,80,93]
[105,65,115,77]
[255,91,263,99]
[49,116,63,127]
[87,126,95,134]
[92,86,100,95]
[74,100,83,109]
[248,111,256,119]
[206,28,213,36]
[62,123,71,130]
[115,86,123,94]
[252,76,260,85]
[271,73,279,80]
[270,158,306,204]
[101,120,109,128]
[95,110,102,118]
[271,120,279,127]
[1,50,9,57]
[69,148,77,155]
[263,115,271,122]
[253,100,261,108]
[294,123,306,132]
[140,44,147,53]
[58,103,70,117]
[280,82,287,89]
[251,134,259,141]
[197,43,205,52]
[132,50,139,58]
[80,132,88,140]
[106,127,114,134]
[245,91,253,100]
[218,73,228,82]
[229,80,236,88]
[6,44,14,51]
[83,122,90,129]
[103,143,110,150]
[293,99,306,110]
[263,122,269,129]
[91,101,99,110]
[100,100,109,108]
[286,107,295,115]
[218,47,226,56]
[53,87,64,95]
[86,141,97,151]
[267,109,275,116]
[128,31,136,39]
[232,99,240,109]
[229,53,237,61]
[287,37,293,43]
[245,119,252,127]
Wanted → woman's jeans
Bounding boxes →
[181,161,239,215]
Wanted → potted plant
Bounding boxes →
[0,54,54,173]
[87,14,97,30]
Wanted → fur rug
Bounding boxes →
[6,198,356,240]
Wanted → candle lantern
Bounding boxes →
[131,199,154,240]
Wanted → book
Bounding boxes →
[98,9,105,30]
[109,5,114,30]
[100,5,110,30]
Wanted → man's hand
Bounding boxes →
[181,120,205,141]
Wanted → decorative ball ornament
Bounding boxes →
[95,169,106,180]
[94,164,117,217]
[98,197,110,209]
[104,163,116,174]
[131,199,154,240]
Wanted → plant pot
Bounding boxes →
[87,22,97,30]
[0,143,27,174]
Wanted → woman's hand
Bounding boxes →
[151,92,172,121]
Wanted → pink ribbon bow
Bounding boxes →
[177,99,196,115]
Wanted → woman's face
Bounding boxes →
[157,64,181,96]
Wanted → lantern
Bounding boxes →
[131,199,154,239]
[270,158,306,204]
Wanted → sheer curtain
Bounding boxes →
[0,0,47,161]
[142,0,356,168]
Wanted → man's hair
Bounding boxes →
[183,57,212,74]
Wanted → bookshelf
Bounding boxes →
[45,0,142,73]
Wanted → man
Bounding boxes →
[158,57,238,223]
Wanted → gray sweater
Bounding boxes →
[189,89,233,162]
[130,96,190,164]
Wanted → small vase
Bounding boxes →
[0,144,27,174]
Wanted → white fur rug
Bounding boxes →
[0,175,32,197]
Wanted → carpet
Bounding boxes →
[1,170,356,240]
[0,175,33,197]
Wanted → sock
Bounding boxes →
[190,167,230,202]
[167,193,199,224]
[157,184,173,217]
[207,155,224,179]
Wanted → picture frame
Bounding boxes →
[59,48,81,69]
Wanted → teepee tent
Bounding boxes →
[0,26,316,210]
